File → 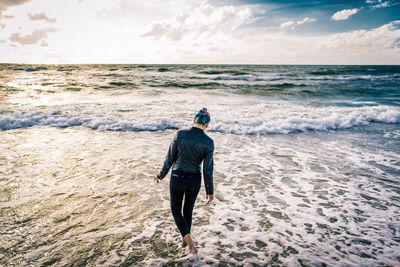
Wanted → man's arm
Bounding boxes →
[203,141,214,196]
[158,132,179,180]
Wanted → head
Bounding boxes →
[193,107,211,130]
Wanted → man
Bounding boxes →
[156,107,214,256]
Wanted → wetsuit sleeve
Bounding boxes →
[203,141,214,195]
[158,132,179,179]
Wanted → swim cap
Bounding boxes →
[194,107,211,125]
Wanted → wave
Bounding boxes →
[64,87,82,91]
[1,107,399,134]
[0,111,185,131]
[14,67,48,72]
[269,82,306,88]
[199,70,250,76]
[150,80,305,91]
[94,73,123,77]
[309,70,341,76]
[234,83,308,96]
[151,81,221,88]
[41,82,60,86]
[108,82,136,87]
[212,75,283,82]
[57,66,77,72]
[212,108,400,135]
[158,67,170,72]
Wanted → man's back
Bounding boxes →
[158,126,214,195]
[173,127,214,174]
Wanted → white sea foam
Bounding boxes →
[212,106,400,134]
[384,129,400,138]
[1,105,399,134]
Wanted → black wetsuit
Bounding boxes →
[159,126,214,236]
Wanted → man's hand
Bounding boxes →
[154,174,161,183]
[206,195,214,203]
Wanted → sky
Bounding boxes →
[0,0,399,64]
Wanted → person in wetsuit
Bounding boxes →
[156,107,214,256]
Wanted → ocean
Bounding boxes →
[0,64,399,266]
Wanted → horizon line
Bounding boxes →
[1,62,399,66]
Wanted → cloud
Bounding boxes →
[0,0,31,10]
[142,4,252,41]
[9,28,57,45]
[0,0,30,22]
[279,17,316,30]
[1,0,398,64]
[0,0,31,17]
[297,17,316,25]
[319,20,400,50]
[28,12,57,23]
[168,20,400,64]
[0,0,28,31]
[331,8,359,21]
[279,20,295,30]
[366,0,396,9]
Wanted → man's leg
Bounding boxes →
[183,174,201,234]
[170,174,190,237]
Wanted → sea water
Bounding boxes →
[0,64,399,266]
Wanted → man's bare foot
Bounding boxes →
[183,234,198,255]
[182,237,187,248]
[189,246,198,255]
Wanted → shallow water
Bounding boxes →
[1,126,399,266]
[1,64,399,266]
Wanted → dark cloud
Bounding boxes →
[0,0,31,10]
[28,12,57,23]
[9,28,57,45]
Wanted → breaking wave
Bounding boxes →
[1,106,399,134]
[212,108,400,134]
